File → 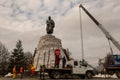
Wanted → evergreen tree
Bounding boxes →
[9,40,26,73]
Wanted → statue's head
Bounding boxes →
[48,16,51,20]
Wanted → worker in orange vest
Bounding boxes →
[31,65,35,77]
[20,66,24,78]
[12,65,17,78]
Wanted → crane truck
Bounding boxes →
[44,48,95,79]
[79,4,120,78]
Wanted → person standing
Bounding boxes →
[12,65,16,79]
[39,66,44,80]
[20,66,24,78]
[55,49,60,68]
[30,65,35,77]
[62,56,66,68]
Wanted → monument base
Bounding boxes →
[33,34,67,71]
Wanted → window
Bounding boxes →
[74,61,78,66]
[118,55,120,59]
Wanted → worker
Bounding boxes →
[31,65,35,77]
[12,65,17,79]
[20,66,24,78]
[39,66,44,80]
[55,49,60,68]
[39,66,42,80]
[55,55,60,68]
[62,56,66,68]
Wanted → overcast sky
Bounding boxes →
[0,0,120,66]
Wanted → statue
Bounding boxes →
[46,16,55,34]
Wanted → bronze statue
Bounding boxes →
[46,16,55,34]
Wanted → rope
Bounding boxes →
[79,7,84,60]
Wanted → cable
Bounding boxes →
[107,39,113,55]
[79,7,84,61]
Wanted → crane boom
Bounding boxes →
[79,4,120,51]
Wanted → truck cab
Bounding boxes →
[68,60,95,79]
[109,55,120,66]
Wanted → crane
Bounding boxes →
[79,4,120,52]
[79,4,120,78]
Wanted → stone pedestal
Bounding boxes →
[33,34,66,71]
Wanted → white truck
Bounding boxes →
[44,60,95,79]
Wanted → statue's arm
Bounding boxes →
[51,20,55,27]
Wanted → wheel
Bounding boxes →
[51,71,61,79]
[86,71,93,79]
[116,71,120,79]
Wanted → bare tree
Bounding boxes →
[0,42,10,75]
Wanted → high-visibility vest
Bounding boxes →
[31,66,35,73]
